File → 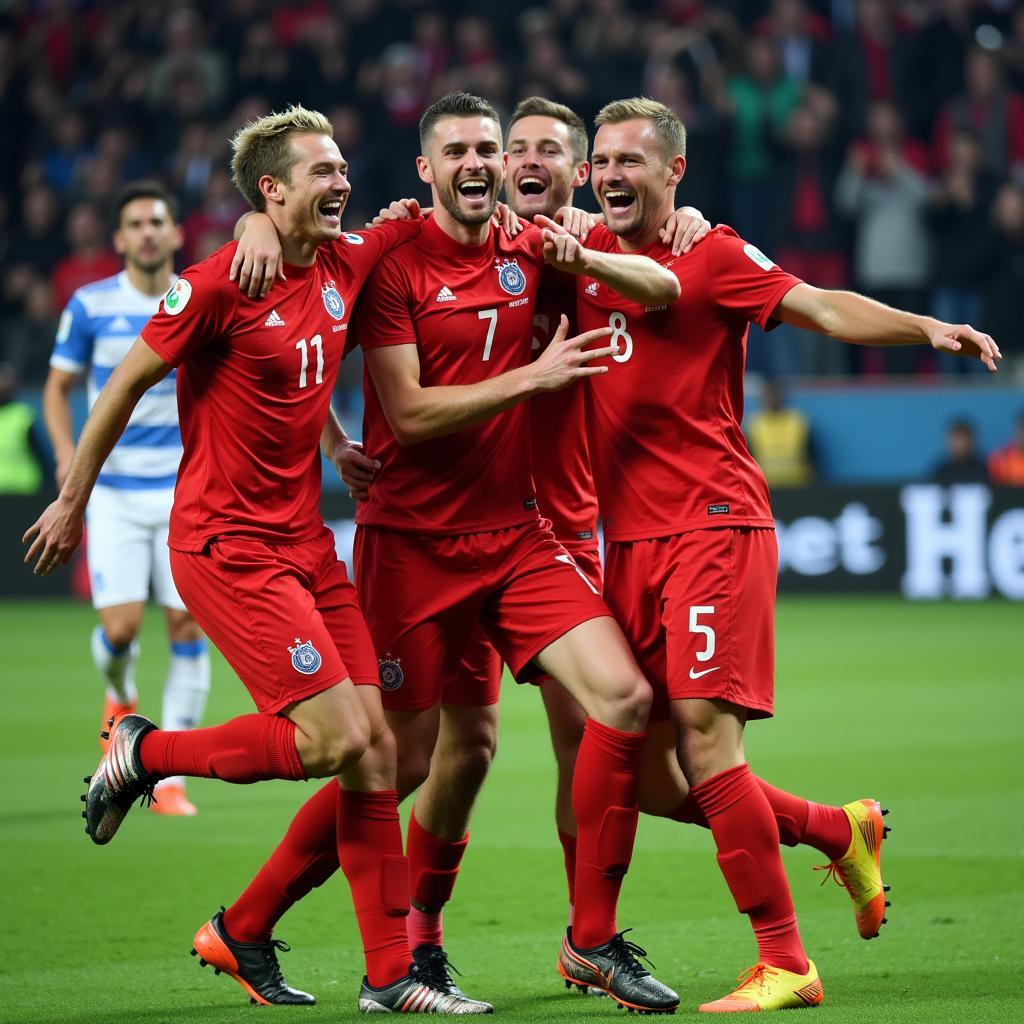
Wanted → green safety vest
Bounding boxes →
[0,402,42,494]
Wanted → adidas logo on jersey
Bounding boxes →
[264,309,286,327]
[109,315,133,333]
[436,286,457,303]
[585,282,599,296]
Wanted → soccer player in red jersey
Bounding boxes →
[572,98,1001,1012]
[224,91,684,1015]
[23,105,489,1015]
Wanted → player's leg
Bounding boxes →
[663,529,821,1012]
[87,486,150,742]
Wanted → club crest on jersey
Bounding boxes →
[163,278,192,316]
[495,258,526,296]
[378,654,404,690]
[322,281,345,320]
[342,232,364,245]
[288,637,322,675]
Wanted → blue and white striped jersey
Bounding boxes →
[51,271,181,490]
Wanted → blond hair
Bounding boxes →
[509,96,588,164]
[230,105,334,211]
[595,98,686,162]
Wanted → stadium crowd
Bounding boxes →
[1,0,1023,388]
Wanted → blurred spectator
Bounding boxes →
[747,380,814,486]
[0,365,45,495]
[146,8,229,114]
[981,181,1024,370]
[932,45,1024,178]
[769,100,849,374]
[181,170,246,267]
[754,0,833,87]
[50,202,121,312]
[3,276,59,385]
[929,418,990,483]
[928,129,999,375]
[835,100,932,373]
[987,412,1024,486]
[42,110,93,196]
[235,21,292,111]
[5,186,64,315]
[1002,6,1024,93]
[714,35,802,248]
[825,0,927,142]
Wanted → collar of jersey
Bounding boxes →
[422,214,498,260]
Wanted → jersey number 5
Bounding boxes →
[296,334,324,388]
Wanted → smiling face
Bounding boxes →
[505,114,588,219]
[591,118,684,245]
[417,115,505,226]
[115,197,182,274]
[271,133,351,244]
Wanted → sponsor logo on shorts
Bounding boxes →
[689,665,720,679]
[708,504,730,515]
[495,258,526,296]
[288,637,322,675]
[524,498,538,510]
[378,653,404,690]
[576,530,593,540]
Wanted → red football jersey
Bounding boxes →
[352,217,547,534]
[529,263,599,543]
[141,222,420,552]
[577,224,802,542]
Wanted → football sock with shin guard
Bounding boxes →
[405,811,468,949]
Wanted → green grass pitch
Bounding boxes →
[3,596,1021,1024]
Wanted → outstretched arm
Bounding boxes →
[774,283,1002,372]
[366,317,615,446]
[23,339,172,574]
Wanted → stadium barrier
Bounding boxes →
[2,485,1022,600]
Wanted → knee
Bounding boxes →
[397,749,432,798]
[314,721,371,776]
[100,620,139,650]
[599,673,652,733]
[452,729,498,785]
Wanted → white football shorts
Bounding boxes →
[85,484,185,610]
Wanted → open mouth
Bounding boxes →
[457,178,490,201]
[516,176,548,197]
[319,198,344,224]
[604,189,637,212]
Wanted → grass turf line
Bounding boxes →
[2,597,1021,1023]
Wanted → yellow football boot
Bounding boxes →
[699,961,823,1013]
[815,799,891,939]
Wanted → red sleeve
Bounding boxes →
[704,230,803,329]
[348,256,416,352]
[330,219,424,272]
[141,256,233,367]
[582,223,618,253]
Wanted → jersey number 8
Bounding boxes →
[609,312,633,363]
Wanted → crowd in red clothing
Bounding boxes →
[2,0,1023,384]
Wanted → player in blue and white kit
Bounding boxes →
[42,181,210,817]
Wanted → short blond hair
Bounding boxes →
[595,98,686,162]
[230,105,334,211]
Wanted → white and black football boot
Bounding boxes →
[82,713,158,844]
[411,944,493,1013]
[358,963,491,1014]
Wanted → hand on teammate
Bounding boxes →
[329,440,380,501]
[659,206,712,256]
[535,215,589,275]
[554,206,600,241]
[369,197,423,225]
[529,315,616,392]
[231,213,286,299]
[23,497,84,576]
[926,321,1002,372]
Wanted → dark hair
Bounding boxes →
[113,180,179,225]
[949,418,975,436]
[509,96,588,164]
[419,92,501,151]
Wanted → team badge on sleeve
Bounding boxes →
[496,259,526,296]
[163,279,192,316]
[342,232,365,245]
[743,244,776,272]
[288,637,322,675]
[322,281,345,320]
[378,654,404,690]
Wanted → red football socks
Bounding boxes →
[406,811,469,949]
[139,713,305,783]
[691,763,808,975]
[668,777,852,861]
[223,780,340,943]
[571,719,644,949]
[557,827,577,916]
[338,788,412,988]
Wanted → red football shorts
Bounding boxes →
[353,521,611,711]
[603,527,777,722]
[170,527,379,714]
